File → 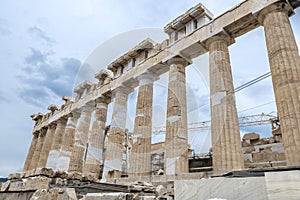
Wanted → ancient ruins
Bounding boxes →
[1,0,300,199]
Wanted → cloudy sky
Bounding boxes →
[0,0,299,177]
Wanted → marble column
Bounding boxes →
[130,72,156,178]
[207,34,244,173]
[37,124,56,169]
[68,104,93,173]
[46,118,67,170]
[23,132,38,172]
[165,57,190,176]
[102,86,132,180]
[83,98,110,178]
[29,128,47,171]
[57,111,80,171]
[259,3,300,166]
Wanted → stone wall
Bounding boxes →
[242,131,286,168]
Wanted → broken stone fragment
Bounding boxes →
[67,172,83,180]
[54,170,68,179]
[245,146,256,154]
[242,132,260,141]
[8,173,21,180]
[155,185,167,198]
[35,167,54,177]
[0,180,10,191]
[48,104,58,114]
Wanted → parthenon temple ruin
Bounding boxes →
[2,0,300,199]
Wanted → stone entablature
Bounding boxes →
[164,3,213,43]
[107,38,158,79]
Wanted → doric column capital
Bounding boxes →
[80,101,95,113]
[95,95,111,105]
[136,71,159,86]
[204,29,234,49]
[112,85,134,98]
[40,127,48,137]
[69,109,81,119]
[55,117,68,127]
[166,56,191,67]
[257,2,294,25]
[33,131,39,138]
[47,123,56,130]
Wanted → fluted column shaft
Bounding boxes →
[37,124,56,169]
[57,112,80,171]
[260,4,300,166]
[29,128,47,171]
[83,99,109,178]
[208,35,244,173]
[130,73,156,178]
[68,105,93,173]
[102,86,131,180]
[23,133,38,172]
[165,57,189,176]
[46,118,67,170]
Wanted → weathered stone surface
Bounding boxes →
[46,119,68,170]
[69,104,93,174]
[208,34,244,174]
[8,177,51,191]
[130,72,156,178]
[84,99,109,179]
[34,168,54,177]
[8,173,21,180]
[129,181,155,192]
[265,170,300,200]
[259,2,300,166]
[1,180,10,191]
[165,57,190,176]
[37,124,56,169]
[85,192,134,200]
[30,188,77,200]
[242,142,286,168]
[23,133,38,172]
[0,191,35,200]
[82,173,98,182]
[103,86,132,180]
[174,177,268,200]
[30,189,50,200]
[53,170,68,179]
[57,112,80,172]
[243,133,260,141]
[155,185,167,198]
[67,172,82,180]
[245,146,256,154]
